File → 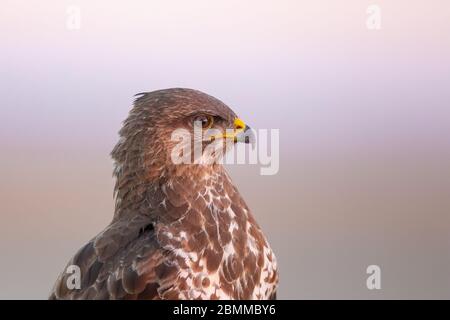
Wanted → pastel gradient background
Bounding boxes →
[1,0,449,299]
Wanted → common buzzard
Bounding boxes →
[50,88,278,300]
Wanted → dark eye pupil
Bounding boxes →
[195,116,210,128]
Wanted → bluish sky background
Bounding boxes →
[1,0,449,299]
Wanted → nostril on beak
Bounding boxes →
[234,118,246,130]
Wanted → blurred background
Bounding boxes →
[1,0,449,299]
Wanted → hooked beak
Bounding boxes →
[233,118,255,145]
[209,118,255,145]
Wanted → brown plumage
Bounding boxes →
[49,88,278,300]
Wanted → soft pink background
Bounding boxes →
[1,0,449,299]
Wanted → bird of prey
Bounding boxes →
[49,88,278,300]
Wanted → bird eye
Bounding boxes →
[193,115,214,129]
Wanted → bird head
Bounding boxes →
[111,88,254,182]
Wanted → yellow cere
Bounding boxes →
[234,118,246,131]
